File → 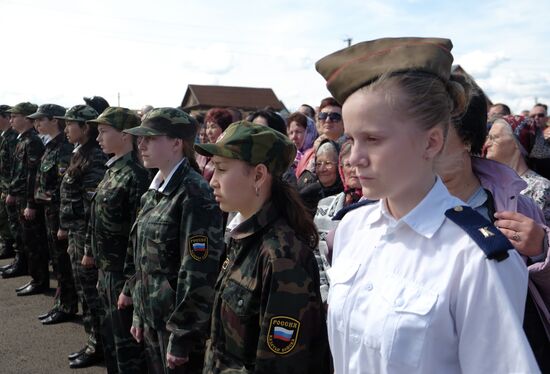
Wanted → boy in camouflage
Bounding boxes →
[5,102,49,294]
[28,104,79,324]
[57,105,108,369]
[195,122,330,373]
[84,107,149,373]
[0,105,18,261]
[123,107,224,373]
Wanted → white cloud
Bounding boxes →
[456,51,510,79]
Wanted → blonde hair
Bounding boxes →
[363,71,472,134]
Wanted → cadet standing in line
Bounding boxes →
[0,105,17,261]
[195,122,330,374]
[5,102,50,295]
[122,108,224,373]
[28,104,79,324]
[316,37,538,373]
[83,107,149,373]
[56,105,108,369]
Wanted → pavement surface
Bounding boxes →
[0,258,105,374]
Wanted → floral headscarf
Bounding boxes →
[499,115,536,156]
[338,140,362,206]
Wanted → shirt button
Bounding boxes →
[395,297,404,307]
[366,282,373,291]
[237,299,244,307]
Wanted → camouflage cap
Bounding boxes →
[6,102,39,116]
[194,121,296,177]
[315,37,454,104]
[27,104,66,119]
[87,106,140,131]
[124,107,197,138]
[0,105,11,115]
[55,105,98,122]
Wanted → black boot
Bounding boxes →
[1,251,27,279]
[0,240,14,259]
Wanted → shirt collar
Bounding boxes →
[149,158,186,193]
[72,143,82,153]
[366,177,457,238]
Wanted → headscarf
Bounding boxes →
[498,115,536,157]
[338,140,362,206]
[294,116,318,165]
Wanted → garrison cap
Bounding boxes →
[0,105,11,115]
[315,37,454,104]
[194,121,296,177]
[6,102,38,116]
[124,107,197,138]
[87,107,141,131]
[27,104,66,119]
[55,105,98,122]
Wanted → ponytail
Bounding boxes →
[271,178,319,248]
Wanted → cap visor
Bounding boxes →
[27,113,46,119]
[86,119,112,126]
[123,126,165,136]
[194,143,242,160]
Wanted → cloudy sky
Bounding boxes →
[1,0,549,113]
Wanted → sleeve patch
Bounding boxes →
[267,316,301,355]
[188,235,208,261]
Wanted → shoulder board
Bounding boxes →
[445,205,511,262]
[332,199,377,221]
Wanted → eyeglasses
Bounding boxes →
[315,161,336,169]
[341,162,353,170]
[530,113,546,119]
[318,112,342,122]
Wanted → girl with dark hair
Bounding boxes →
[123,107,224,373]
[56,105,108,369]
[195,121,330,373]
[247,109,287,135]
[317,37,538,372]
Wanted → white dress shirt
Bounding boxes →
[328,178,539,374]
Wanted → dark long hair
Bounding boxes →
[271,177,319,248]
[66,123,100,179]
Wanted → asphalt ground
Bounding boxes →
[0,258,105,374]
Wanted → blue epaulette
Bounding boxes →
[445,205,511,262]
[332,199,377,221]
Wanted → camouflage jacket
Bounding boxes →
[0,128,18,193]
[34,133,73,205]
[8,128,44,208]
[85,152,150,272]
[59,143,107,231]
[124,159,224,358]
[203,202,330,374]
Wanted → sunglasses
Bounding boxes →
[318,112,342,122]
[530,113,546,119]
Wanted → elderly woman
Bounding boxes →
[313,140,362,302]
[298,140,343,215]
[197,108,233,182]
[485,115,550,224]
[435,88,550,371]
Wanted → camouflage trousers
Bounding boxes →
[43,203,77,313]
[15,197,48,284]
[143,325,204,374]
[4,193,22,252]
[0,193,14,243]
[97,269,146,374]
[68,227,102,352]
